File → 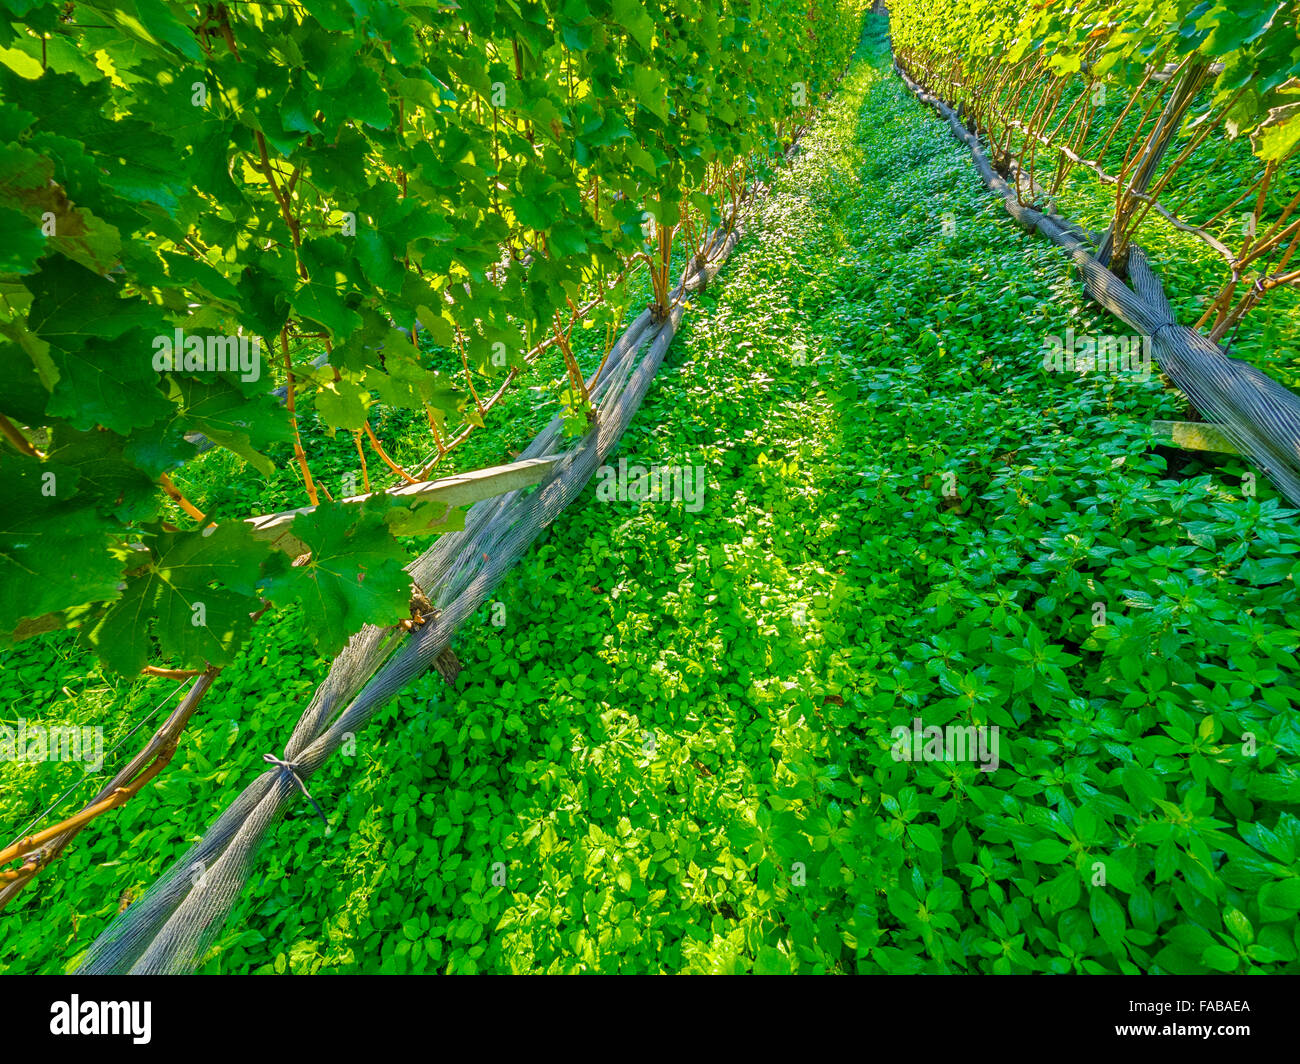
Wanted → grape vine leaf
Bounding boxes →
[45,326,174,434]
[166,374,295,477]
[259,496,412,656]
[0,451,127,637]
[87,521,271,675]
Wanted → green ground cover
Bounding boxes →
[4,14,1298,974]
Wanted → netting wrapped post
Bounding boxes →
[76,224,744,974]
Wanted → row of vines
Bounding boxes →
[0,0,869,903]
[0,0,866,672]
[889,0,1299,345]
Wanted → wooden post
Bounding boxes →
[245,455,562,557]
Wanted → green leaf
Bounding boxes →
[0,45,44,80]
[46,327,174,434]
[1252,102,1300,162]
[753,946,790,974]
[259,497,412,656]
[1224,909,1254,945]
[1025,838,1071,862]
[1089,889,1127,956]
[612,0,655,51]
[1258,878,1300,921]
[168,375,293,478]
[88,521,270,673]
[907,822,941,852]
[0,205,45,275]
[314,377,370,432]
[0,451,125,636]
[1200,944,1239,973]
[26,257,162,344]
